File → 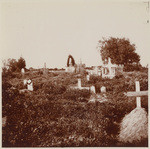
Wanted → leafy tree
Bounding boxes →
[2,57,26,74]
[8,58,18,72]
[17,57,26,70]
[98,37,140,66]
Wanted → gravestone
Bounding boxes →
[90,86,96,93]
[66,55,76,72]
[98,71,101,76]
[119,81,148,143]
[21,68,25,74]
[136,81,141,108]
[78,78,81,89]
[101,86,106,93]
[86,75,90,81]
[43,62,48,75]
[69,57,72,66]
[27,79,33,91]
[23,79,27,85]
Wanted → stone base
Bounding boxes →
[65,66,75,72]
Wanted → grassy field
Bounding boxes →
[2,70,148,147]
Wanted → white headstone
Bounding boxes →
[23,79,27,85]
[135,81,141,108]
[78,78,81,88]
[90,86,96,93]
[21,68,25,74]
[101,86,106,93]
[98,71,101,76]
[86,75,90,81]
[27,80,33,91]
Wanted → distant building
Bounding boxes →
[101,58,123,79]
[86,66,102,76]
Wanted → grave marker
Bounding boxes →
[23,79,27,85]
[125,81,148,108]
[101,86,106,93]
[21,68,25,75]
[90,86,96,93]
[78,78,81,89]
[86,75,90,81]
[27,79,33,91]
[135,81,141,108]
[119,81,148,143]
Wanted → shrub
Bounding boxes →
[88,75,102,84]
[33,81,44,91]
[123,63,142,72]
[42,82,66,95]
[63,89,91,101]
[2,69,148,147]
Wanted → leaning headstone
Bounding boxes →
[90,86,96,93]
[86,75,90,81]
[101,86,106,93]
[78,78,81,89]
[27,79,33,91]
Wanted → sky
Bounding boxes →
[0,0,150,69]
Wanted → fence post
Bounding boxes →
[135,81,141,108]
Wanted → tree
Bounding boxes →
[98,37,140,66]
[2,57,26,74]
[8,58,18,72]
[17,57,26,70]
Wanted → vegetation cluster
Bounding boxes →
[2,68,148,147]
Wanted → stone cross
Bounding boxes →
[125,81,148,108]
[78,78,81,89]
[136,81,141,108]
[27,79,33,91]
[90,85,96,93]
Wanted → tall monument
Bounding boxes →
[66,55,76,72]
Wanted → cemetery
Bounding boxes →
[1,0,149,147]
[2,55,148,147]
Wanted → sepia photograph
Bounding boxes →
[1,0,149,147]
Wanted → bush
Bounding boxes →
[63,89,91,101]
[42,82,66,95]
[2,70,148,147]
[88,75,102,84]
[123,63,142,72]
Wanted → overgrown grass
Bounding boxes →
[2,70,148,147]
